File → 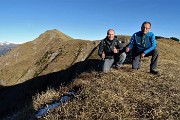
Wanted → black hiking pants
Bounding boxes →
[132,48,158,71]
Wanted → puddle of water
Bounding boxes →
[35,91,75,118]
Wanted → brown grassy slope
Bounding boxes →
[0,29,98,86]
[31,39,180,120]
[1,38,180,120]
[0,29,101,117]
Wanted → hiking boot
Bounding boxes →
[132,68,139,70]
[150,70,159,75]
[115,64,123,70]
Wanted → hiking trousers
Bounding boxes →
[132,48,158,71]
[103,52,126,72]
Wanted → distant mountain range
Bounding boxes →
[0,42,20,56]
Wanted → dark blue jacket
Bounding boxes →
[128,31,156,54]
[98,36,124,59]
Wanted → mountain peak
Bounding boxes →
[37,29,73,41]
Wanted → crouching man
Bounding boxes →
[98,29,126,73]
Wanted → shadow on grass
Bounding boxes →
[0,44,133,119]
[0,58,103,119]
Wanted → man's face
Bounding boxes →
[107,30,115,40]
[141,23,151,34]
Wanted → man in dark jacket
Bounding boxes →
[126,21,159,74]
[98,29,126,73]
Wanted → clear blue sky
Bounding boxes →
[0,0,179,43]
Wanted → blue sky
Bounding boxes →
[0,0,179,43]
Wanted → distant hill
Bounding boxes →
[0,29,99,86]
[0,42,19,56]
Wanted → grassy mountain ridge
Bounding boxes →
[0,29,98,86]
[0,30,180,119]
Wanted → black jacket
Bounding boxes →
[98,36,124,59]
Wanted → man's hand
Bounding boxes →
[102,52,105,60]
[126,47,130,53]
[141,53,145,59]
[113,47,118,53]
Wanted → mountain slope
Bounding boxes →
[0,29,100,117]
[0,29,98,86]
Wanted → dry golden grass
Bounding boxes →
[34,39,179,120]
[39,64,179,119]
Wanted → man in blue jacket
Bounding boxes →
[126,21,159,74]
[98,29,126,73]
